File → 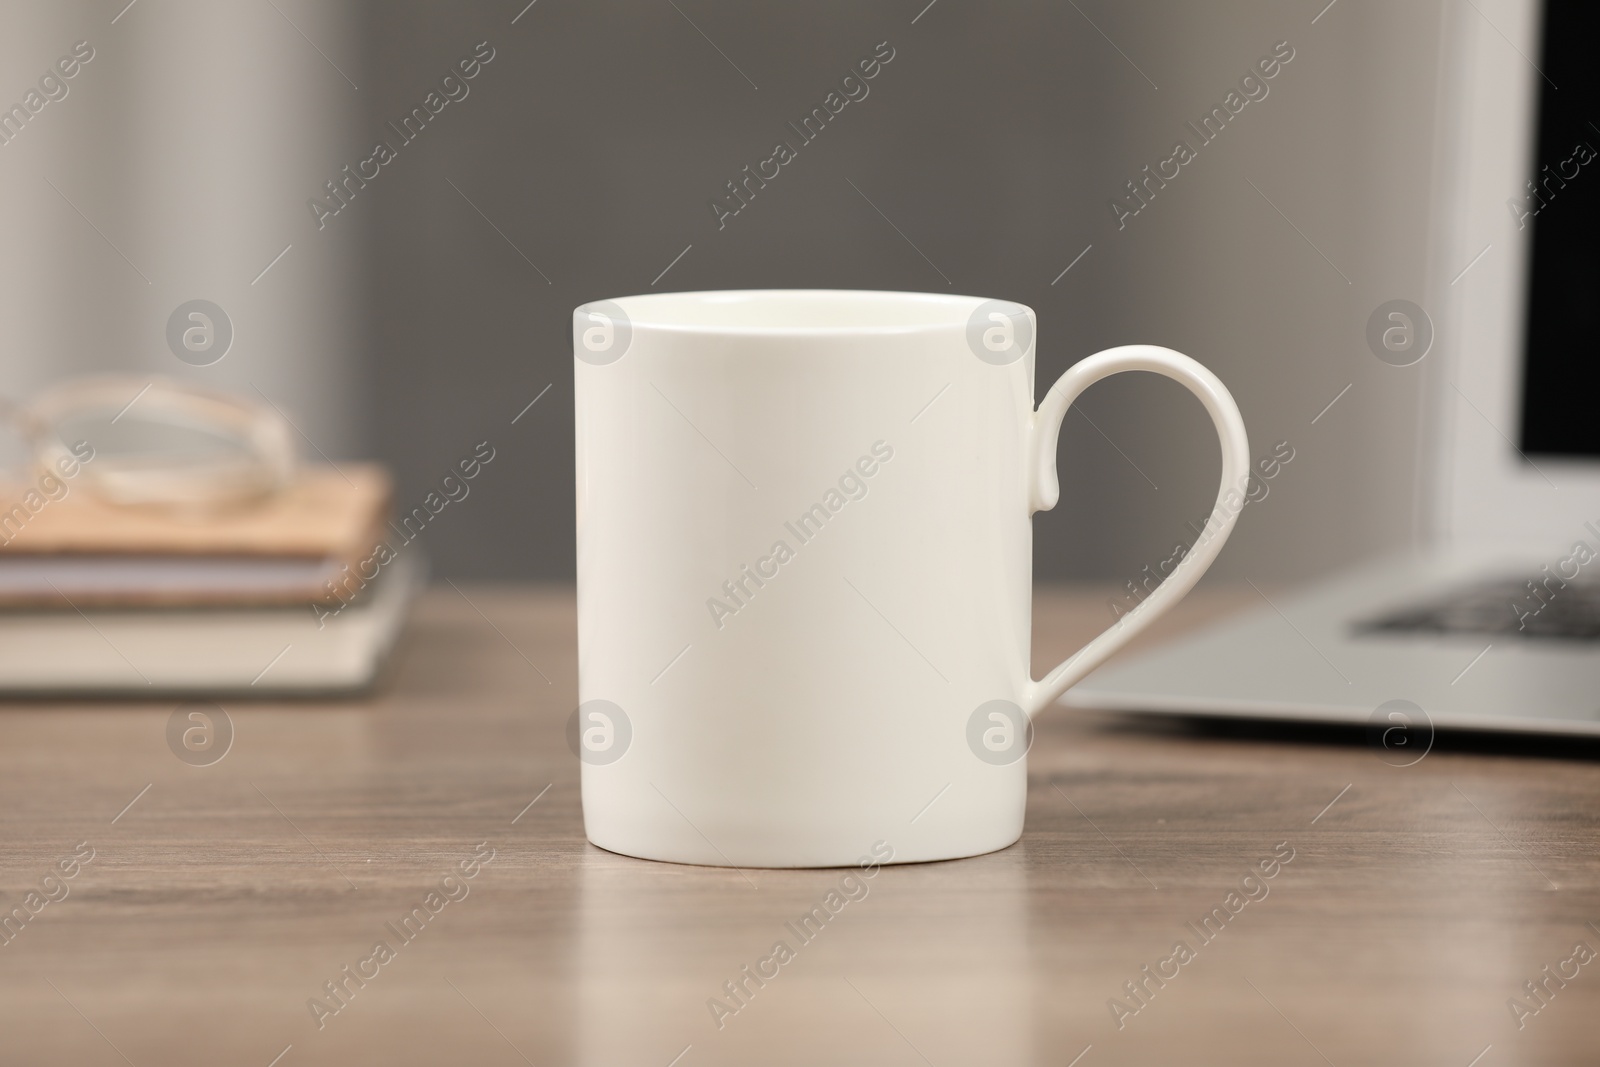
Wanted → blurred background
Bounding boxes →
[0,0,1443,583]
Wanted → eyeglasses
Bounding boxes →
[2,377,297,513]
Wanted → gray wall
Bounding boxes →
[3,1,1446,584]
[366,0,1445,582]
[0,0,368,459]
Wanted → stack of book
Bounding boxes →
[0,464,420,696]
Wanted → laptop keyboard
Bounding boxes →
[1358,577,1600,640]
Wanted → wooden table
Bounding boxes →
[2,586,1596,1066]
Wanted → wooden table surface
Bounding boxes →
[1,585,1597,1066]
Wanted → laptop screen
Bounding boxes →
[1519,0,1600,458]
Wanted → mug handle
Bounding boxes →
[1020,345,1250,718]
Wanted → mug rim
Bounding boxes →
[579,289,1024,337]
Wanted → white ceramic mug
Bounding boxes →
[573,290,1248,868]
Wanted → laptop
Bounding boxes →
[1065,0,1600,737]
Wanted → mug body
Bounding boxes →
[574,290,1037,867]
